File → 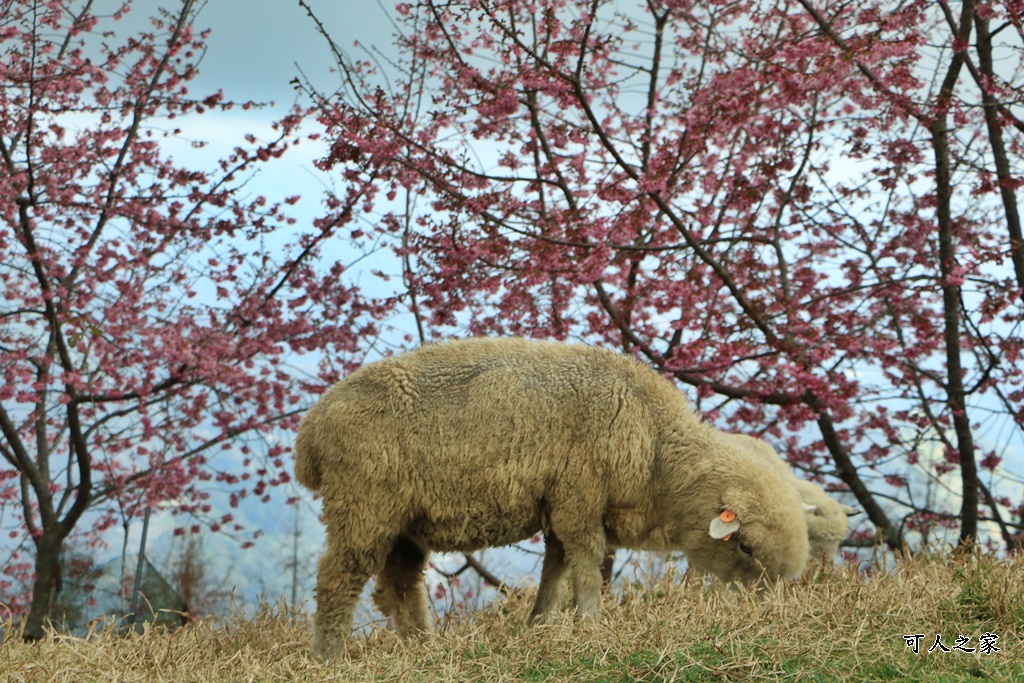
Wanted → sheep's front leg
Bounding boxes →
[562,529,607,619]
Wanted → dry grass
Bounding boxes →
[2,550,1021,682]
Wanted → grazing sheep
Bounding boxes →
[295,337,810,658]
[727,434,861,565]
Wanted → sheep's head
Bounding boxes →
[686,450,810,586]
[796,479,862,564]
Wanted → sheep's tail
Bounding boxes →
[293,424,322,492]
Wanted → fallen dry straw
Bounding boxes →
[1,550,1020,682]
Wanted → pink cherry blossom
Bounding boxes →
[1,1,393,638]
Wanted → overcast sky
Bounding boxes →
[190,1,396,108]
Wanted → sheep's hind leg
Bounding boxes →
[311,540,389,660]
[528,531,567,624]
[372,536,432,638]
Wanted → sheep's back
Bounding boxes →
[296,338,679,521]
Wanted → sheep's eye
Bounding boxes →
[739,542,753,556]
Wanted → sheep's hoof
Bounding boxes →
[526,610,549,626]
[310,624,346,662]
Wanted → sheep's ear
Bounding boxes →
[802,502,818,513]
[709,510,741,540]
[841,504,862,517]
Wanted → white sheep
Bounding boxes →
[295,337,810,658]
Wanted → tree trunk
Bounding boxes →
[22,531,65,641]
[814,408,902,549]
[975,17,1024,303]
[930,115,980,547]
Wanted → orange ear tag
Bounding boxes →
[720,510,737,541]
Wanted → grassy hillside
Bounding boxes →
[2,550,1020,682]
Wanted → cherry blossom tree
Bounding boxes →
[0,0,387,639]
[302,0,1024,555]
